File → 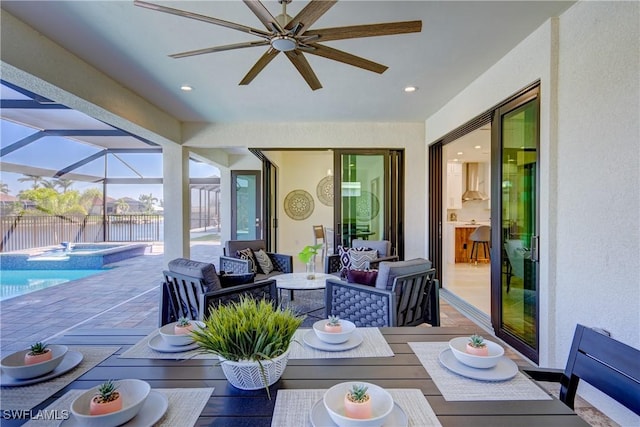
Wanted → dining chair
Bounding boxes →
[312,225,327,261]
[524,324,640,415]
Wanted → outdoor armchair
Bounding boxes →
[325,261,439,327]
[325,239,399,275]
[220,239,293,280]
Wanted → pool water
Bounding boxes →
[0,269,108,301]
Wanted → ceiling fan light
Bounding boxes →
[271,36,297,52]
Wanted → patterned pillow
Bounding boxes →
[253,249,274,274]
[349,248,378,270]
[338,246,352,274]
[236,248,258,274]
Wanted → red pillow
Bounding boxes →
[347,269,378,286]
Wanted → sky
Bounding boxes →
[0,119,219,201]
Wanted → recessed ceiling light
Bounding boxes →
[404,86,417,93]
[452,158,459,162]
[457,151,464,155]
[180,85,193,91]
[474,145,482,149]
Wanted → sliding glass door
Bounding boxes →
[333,150,403,258]
[491,87,540,363]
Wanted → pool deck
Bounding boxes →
[0,243,221,355]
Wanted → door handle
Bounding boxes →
[531,235,539,262]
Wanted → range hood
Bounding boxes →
[462,162,489,201]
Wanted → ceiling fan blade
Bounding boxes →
[170,41,270,59]
[134,0,271,39]
[286,0,337,35]
[239,49,280,86]
[304,20,422,42]
[285,50,322,91]
[243,0,284,33]
[304,44,387,74]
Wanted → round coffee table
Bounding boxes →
[274,273,334,315]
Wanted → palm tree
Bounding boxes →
[54,178,74,193]
[17,175,44,189]
[0,181,9,195]
[138,193,158,214]
[41,180,57,190]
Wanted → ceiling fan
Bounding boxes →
[134,0,422,90]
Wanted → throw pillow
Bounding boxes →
[349,248,378,270]
[347,269,378,286]
[253,249,274,275]
[236,248,258,274]
[338,246,352,278]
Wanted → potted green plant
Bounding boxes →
[298,243,323,279]
[191,296,304,399]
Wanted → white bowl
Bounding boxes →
[70,379,151,427]
[159,320,204,346]
[323,382,394,427]
[313,319,356,344]
[0,345,68,379]
[449,336,504,369]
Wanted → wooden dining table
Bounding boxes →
[3,326,588,426]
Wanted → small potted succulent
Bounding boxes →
[90,380,122,415]
[466,333,489,356]
[24,342,52,365]
[344,384,372,419]
[174,317,193,335]
[298,244,323,279]
[324,315,343,333]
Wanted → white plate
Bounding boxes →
[438,348,518,381]
[62,390,168,427]
[310,399,408,427]
[148,334,199,353]
[303,330,363,352]
[0,351,83,387]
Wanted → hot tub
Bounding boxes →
[0,243,150,270]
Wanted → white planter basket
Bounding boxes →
[219,348,290,390]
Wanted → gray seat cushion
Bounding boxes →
[168,258,222,292]
[375,258,432,291]
[352,239,391,257]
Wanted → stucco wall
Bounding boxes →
[426,1,639,423]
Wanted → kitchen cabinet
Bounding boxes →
[455,227,475,263]
[447,162,462,209]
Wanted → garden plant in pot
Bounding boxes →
[298,244,323,279]
[191,296,304,399]
[24,342,52,365]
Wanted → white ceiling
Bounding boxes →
[2,1,575,124]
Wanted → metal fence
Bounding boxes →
[0,215,162,252]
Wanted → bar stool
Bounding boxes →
[469,226,491,263]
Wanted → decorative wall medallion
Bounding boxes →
[316,176,334,207]
[356,190,380,220]
[284,190,315,220]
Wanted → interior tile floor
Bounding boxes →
[442,262,491,315]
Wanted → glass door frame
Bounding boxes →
[230,170,262,241]
[490,86,540,363]
[332,149,404,259]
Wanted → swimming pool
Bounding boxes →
[0,243,149,270]
[0,269,108,301]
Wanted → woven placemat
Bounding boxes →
[289,328,394,359]
[408,342,552,401]
[271,388,441,427]
[21,387,213,427]
[1,346,119,411]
